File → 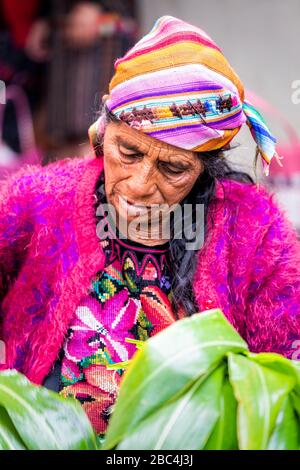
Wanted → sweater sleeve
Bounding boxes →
[0,168,36,302]
[244,191,300,360]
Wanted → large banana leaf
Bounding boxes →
[227,353,295,449]
[0,370,98,450]
[246,352,300,394]
[203,376,238,450]
[267,396,299,450]
[0,407,25,450]
[103,309,300,450]
[0,309,299,451]
[292,392,300,420]
[117,365,225,450]
[104,308,248,449]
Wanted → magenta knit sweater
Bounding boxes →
[1,154,300,385]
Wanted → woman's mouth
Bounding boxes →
[117,195,150,216]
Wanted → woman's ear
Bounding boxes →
[88,114,106,157]
[102,94,110,104]
[88,94,111,157]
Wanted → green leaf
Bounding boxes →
[204,376,238,450]
[0,370,98,450]
[0,407,26,450]
[246,352,300,394]
[267,396,299,450]
[228,354,296,450]
[290,391,300,420]
[115,365,225,450]
[104,309,247,449]
[291,360,300,391]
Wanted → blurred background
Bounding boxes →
[0,0,300,229]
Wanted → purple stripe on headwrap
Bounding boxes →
[207,109,246,129]
[109,84,224,111]
[148,123,222,148]
[149,122,219,137]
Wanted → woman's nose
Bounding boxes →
[127,162,157,200]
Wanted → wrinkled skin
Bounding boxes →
[103,121,203,246]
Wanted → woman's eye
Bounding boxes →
[119,146,143,159]
[161,165,185,175]
[120,152,141,159]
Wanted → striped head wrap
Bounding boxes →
[89,15,282,176]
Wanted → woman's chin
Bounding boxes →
[127,232,169,246]
[116,213,168,245]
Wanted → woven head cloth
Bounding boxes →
[89,15,282,176]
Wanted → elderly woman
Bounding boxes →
[1,16,300,435]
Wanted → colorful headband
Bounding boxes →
[89,15,282,176]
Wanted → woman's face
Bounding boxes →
[103,121,203,243]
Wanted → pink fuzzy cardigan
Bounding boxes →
[1,154,300,384]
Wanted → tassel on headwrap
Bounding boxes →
[89,15,283,176]
[242,99,283,176]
